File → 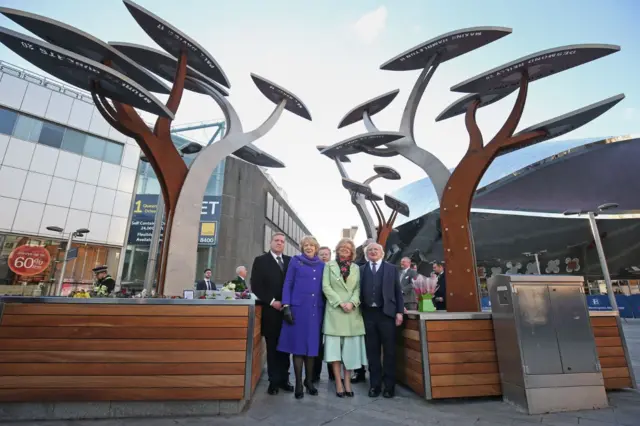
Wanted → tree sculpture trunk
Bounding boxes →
[440,72,546,312]
[91,52,189,294]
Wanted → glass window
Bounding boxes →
[0,107,18,135]
[13,115,42,142]
[38,122,65,148]
[103,141,124,164]
[264,225,271,252]
[274,202,280,227]
[61,128,86,154]
[83,135,106,160]
[266,193,273,220]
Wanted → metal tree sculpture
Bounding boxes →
[341,177,410,247]
[316,147,378,240]
[436,44,622,312]
[338,27,514,202]
[0,1,309,295]
[335,26,623,312]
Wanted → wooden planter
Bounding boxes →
[397,311,634,400]
[0,297,265,420]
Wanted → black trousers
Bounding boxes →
[264,333,290,385]
[362,307,396,389]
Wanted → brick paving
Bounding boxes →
[2,320,639,426]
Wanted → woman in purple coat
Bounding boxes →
[278,235,325,399]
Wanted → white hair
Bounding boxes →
[365,242,383,253]
[235,266,247,274]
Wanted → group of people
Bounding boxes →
[250,232,447,400]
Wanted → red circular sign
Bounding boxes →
[8,245,51,276]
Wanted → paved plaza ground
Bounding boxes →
[2,320,639,426]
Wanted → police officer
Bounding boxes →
[92,265,115,294]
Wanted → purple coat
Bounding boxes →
[277,254,325,356]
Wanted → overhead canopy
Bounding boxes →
[250,74,312,121]
[338,89,399,128]
[473,136,640,214]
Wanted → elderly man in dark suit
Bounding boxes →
[250,232,293,395]
[360,242,404,398]
[399,257,418,312]
[432,261,447,311]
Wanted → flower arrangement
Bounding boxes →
[413,274,439,312]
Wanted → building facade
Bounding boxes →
[0,61,312,296]
[0,61,141,296]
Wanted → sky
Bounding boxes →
[0,0,639,252]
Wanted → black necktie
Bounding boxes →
[372,263,377,274]
[206,280,211,290]
[277,256,284,271]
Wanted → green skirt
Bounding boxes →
[324,335,368,370]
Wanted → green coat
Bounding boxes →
[322,260,365,337]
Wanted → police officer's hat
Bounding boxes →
[92,265,108,274]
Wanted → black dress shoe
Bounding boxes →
[294,384,304,399]
[304,380,318,396]
[279,382,294,392]
[368,387,381,398]
[383,389,394,398]
[267,383,279,395]
[336,391,345,398]
[351,372,366,383]
[345,391,354,397]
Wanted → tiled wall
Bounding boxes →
[0,71,141,246]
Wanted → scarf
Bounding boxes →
[295,254,322,267]
[336,257,352,280]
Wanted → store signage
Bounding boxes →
[8,245,51,276]
[128,194,221,246]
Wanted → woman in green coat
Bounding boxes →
[323,238,367,397]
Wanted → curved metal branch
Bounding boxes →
[502,130,547,152]
[246,100,286,140]
[399,54,440,139]
[465,99,483,152]
[362,110,379,132]
[90,85,137,139]
[489,71,530,146]
[363,174,381,186]
[334,158,349,178]
[154,49,188,139]
[370,199,386,226]
[190,77,242,134]
[387,210,399,229]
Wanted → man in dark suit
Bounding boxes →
[250,232,292,395]
[360,242,404,398]
[195,268,216,291]
[399,257,418,312]
[432,261,447,311]
[351,238,375,384]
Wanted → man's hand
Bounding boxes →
[395,313,403,326]
[272,301,283,310]
[404,307,409,314]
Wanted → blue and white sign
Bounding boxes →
[128,194,221,246]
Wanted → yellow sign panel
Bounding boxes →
[200,222,216,236]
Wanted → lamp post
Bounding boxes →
[523,249,547,274]
[142,142,203,291]
[46,226,90,296]
[563,203,619,310]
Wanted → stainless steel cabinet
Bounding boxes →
[488,275,607,414]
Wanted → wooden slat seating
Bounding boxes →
[590,316,633,390]
[396,318,425,396]
[0,303,252,402]
[250,306,264,396]
[426,319,501,399]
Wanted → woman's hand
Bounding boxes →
[340,302,354,313]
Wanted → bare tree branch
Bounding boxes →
[154,50,188,138]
